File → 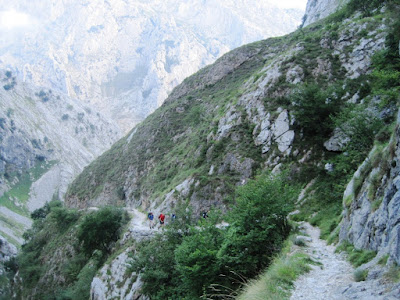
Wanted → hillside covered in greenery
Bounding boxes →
[3,0,400,299]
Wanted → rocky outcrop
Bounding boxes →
[303,0,349,27]
[0,0,304,132]
[340,110,400,265]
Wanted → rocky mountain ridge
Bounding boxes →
[0,0,304,132]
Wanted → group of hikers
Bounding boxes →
[147,211,208,229]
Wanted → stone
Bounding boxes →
[324,128,350,152]
[325,163,334,173]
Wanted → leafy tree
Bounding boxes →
[77,207,129,257]
[217,173,299,280]
[174,219,223,297]
[131,233,185,299]
[49,207,80,231]
[291,83,343,139]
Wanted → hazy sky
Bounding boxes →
[0,0,308,30]
[270,0,308,9]
[0,9,32,29]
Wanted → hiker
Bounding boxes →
[202,211,208,219]
[158,213,165,225]
[148,212,154,229]
[171,213,176,222]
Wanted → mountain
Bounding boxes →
[4,0,400,299]
[0,0,304,247]
[0,0,304,132]
[0,72,119,246]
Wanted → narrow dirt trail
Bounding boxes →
[123,208,159,241]
[290,222,354,300]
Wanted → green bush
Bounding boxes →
[131,174,299,299]
[217,173,299,279]
[77,207,129,257]
[130,233,185,299]
[291,83,343,139]
[333,104,384,155]
[354,269,368,282]
[347,0,385,17]
[50,207,80,231]
[175,223,223,297]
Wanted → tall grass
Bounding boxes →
[237,240,313,300]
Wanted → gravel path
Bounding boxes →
[290,222,354,300]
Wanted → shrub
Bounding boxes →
[175,224,223,297]
[77,207,129,257]
[217,173,299,279]
[333,105,384,155]
[130,233,185,299]
[50,207,80,230]
[291,83,343,139]
[293,237,307,247]
[347,0,385,17]
[354,269,368,282]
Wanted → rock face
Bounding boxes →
[303,0,349,27]
[340,110,400,265]
[0,0,304,132]
[0,71,119,246]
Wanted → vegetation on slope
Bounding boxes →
[1,202,129,300]
[130,172,300,299]
[7,0,400,299]
[236,0,400,297]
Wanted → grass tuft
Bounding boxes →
[354,269,368,282]
[336,241,377,267]
[237,239,313,300]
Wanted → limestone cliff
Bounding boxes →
[0,71,119,246]
[340,110,400,265]
[303,0,349,27]
[0,0,303,132]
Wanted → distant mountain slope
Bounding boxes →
[0,72,119,246]
[0,0,304,132]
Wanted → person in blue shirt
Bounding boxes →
[148,212,154,229]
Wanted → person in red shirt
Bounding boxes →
[158,213,165,225]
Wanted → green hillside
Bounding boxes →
[4,0,400,299]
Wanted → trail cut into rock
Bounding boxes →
[123,209,160,242]
[290,223,400,300]
[290,222,354,300]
